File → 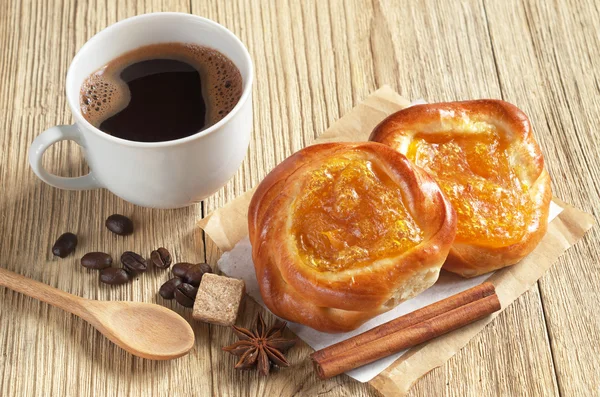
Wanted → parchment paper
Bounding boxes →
[198,86,595,395]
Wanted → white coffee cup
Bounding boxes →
[29,13,253,208]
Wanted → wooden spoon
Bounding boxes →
[0,267,195,360]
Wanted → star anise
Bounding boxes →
[222,312,297,376]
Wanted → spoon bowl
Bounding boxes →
[87,300,195,360]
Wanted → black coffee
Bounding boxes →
[80,43,243,142]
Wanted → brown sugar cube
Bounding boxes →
[193,273,245,326]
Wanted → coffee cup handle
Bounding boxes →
[29,125,103,190]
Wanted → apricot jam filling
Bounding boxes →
[406,130,532,246]
[291,153,423,272]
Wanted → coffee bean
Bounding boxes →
[172,262,193,278]
[150,247,171,269]
[81,252,112,269]
[105,214,134,236]
[99,268,130,285]
[121,251,148,275]
[183,263,213,287]
[183,267,203,287]
[174,283,198,307]
[198,262,213,274]
[52,232,78,258]
[159,277,183,299]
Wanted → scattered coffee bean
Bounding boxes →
[121,251,148,275]
[150,247,171,269]
[52,232,78,258]
[174,283,198,307]
[198,262,213,274]
[159,277,183,300]
[81,252,112,269]
[105,214,134,236]
[172,262,193,278]
[183,263,213,287]
[99,268,130,285]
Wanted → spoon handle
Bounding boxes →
[0,267,88,317]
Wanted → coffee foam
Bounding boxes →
[80,43,243,130]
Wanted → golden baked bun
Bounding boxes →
[370,100,552,278]
[248,142,456,333]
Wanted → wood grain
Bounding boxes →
[483,1,600,395]
[0,0,598,396]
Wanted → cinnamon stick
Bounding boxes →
[312,282,496,362]
[311,291,501,379]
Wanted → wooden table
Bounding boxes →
[1,1,598,396]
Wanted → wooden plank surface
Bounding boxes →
[0,0,598,396]
[483,1,600,395]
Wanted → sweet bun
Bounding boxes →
[370,100,552,278]
[248,142,456,333]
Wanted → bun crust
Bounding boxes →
[248,142,456,332]
[370,100,552,277]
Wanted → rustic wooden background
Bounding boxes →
[1,0,598,396]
